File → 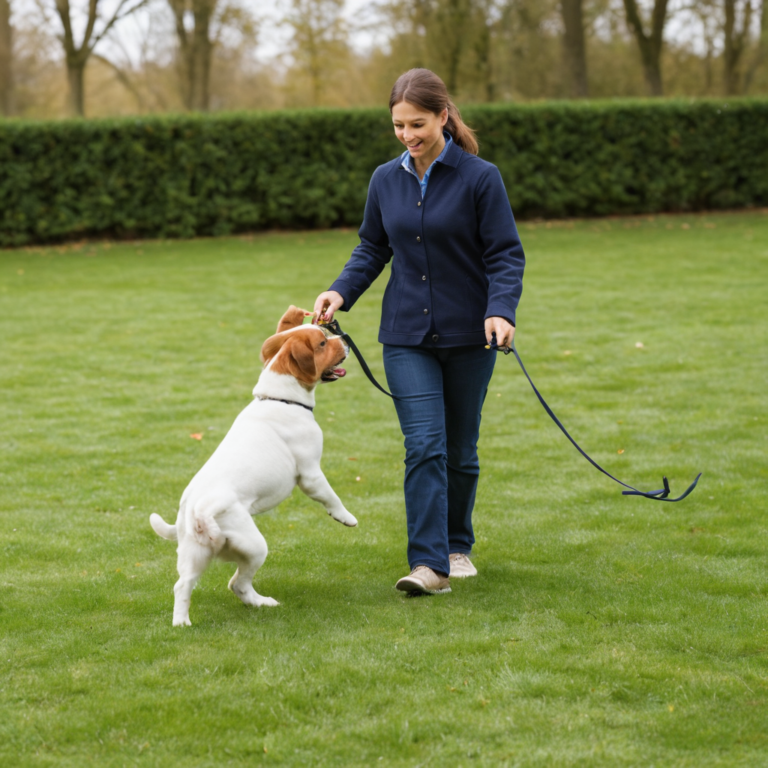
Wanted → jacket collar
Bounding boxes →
[439,138,463,168]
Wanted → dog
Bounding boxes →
[149,306,357,626]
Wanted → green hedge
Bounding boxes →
[1,99,766,246]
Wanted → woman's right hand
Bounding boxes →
[313,291,345,323]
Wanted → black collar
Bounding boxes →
[256,396,314,413]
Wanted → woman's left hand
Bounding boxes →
[485,316,515,350]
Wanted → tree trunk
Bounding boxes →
[561,0,588,98]
[724,0,754,95]
[622,0,669,96]
[169,0,216,111]
[54,0,147,117]
[474,17,494,101]
[191,0,214,110]
[66,57,86,116]
[743,0,767,92]
[0,0,13,115]
[446,0,465,94]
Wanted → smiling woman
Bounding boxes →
[313,68,526,596]
[389,69,479,163]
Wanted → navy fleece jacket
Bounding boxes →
[329,140,525,347]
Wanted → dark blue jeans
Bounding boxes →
[382,344,497,576]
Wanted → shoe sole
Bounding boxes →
[449,571,477,578]
[395,579,451,595]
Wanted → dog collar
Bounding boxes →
[256,395,314,413]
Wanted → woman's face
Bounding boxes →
[392,101,448,166]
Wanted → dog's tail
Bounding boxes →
[149,513,178,541]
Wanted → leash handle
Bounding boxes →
[488,334,702,503]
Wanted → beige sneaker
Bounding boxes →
[395,566,451,595]
[449,553,477,578]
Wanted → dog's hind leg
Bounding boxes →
[172,539,213,627]
[221,507,279,609]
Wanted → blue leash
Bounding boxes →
[488,335,702,502]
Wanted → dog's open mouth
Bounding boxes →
[321,366,346,383]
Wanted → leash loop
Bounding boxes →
[317,319,701,503]
[488,334,701,503]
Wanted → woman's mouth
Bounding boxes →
[407,141,423,151]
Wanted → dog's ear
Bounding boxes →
[260,332,288,364]
[283,333,318,387]
[276,305,310,334]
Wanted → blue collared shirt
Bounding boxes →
[399,133,453,198]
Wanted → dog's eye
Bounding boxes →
[320,341,326,347]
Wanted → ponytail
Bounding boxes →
[445,99,478,156]
[389,69,479,156]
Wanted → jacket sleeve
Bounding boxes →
[475,165,525,326]
[328,168,393,311]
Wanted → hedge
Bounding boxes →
[1,99,766,246]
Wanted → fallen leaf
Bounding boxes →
[190,433,203,440]
[635,342,644,348]
[348,457,358,461]
[617,449,625,454]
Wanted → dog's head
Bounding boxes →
[260,306,348,389]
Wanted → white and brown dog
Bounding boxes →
[149,306,357,626]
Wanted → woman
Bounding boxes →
[313,68,525,595]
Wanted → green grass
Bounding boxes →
[1,211,767,767]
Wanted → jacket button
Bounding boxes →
[432,334,439,342]
[422,275,426,281]
[417,201,421,207]
[416,236,421,243]
[423,309,429,315]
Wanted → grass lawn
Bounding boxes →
[1,210,767,767]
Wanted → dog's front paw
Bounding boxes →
[173,615,192,627]
[334,510,357,527]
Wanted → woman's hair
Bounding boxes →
[389,69,478,156]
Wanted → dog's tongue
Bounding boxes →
[322,367,346,382]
